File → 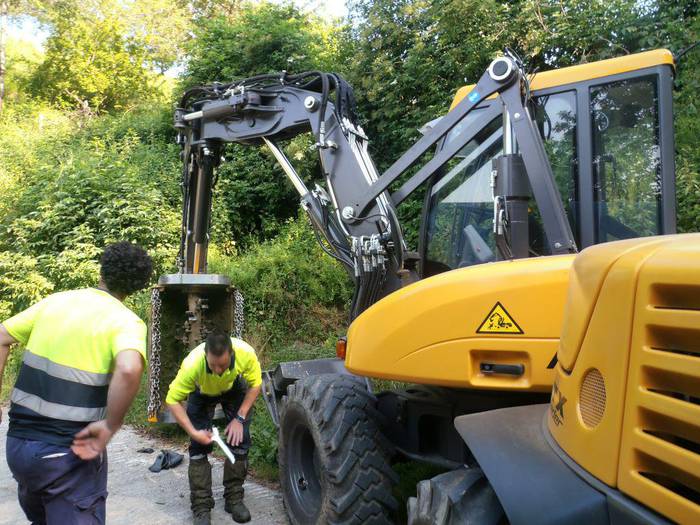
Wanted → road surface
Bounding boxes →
[0,413,288,524]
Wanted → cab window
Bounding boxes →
[591,76,661,241]
[424,91,577,275]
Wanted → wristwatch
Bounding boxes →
[234,414,246,424]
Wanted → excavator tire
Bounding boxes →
[278,373,398,525]
[407,468,505,525]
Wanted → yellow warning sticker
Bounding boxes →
[476,302,524,334]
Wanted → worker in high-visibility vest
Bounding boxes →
[166,330,262,525]
[0,242,152,524]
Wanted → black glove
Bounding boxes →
[148,449,184,473]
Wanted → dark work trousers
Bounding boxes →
[187,376,252,458]
[6,436,108,525]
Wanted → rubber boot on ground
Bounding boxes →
[189,456,214,525]
[223,456,251,523]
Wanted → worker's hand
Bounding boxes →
[226,419,244,447]
[191,429,213,446]
[71,420,115,460]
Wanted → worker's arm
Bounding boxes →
[71,350,144,460]
[226,349,263,446]
[0,324,18,423]
[166,401,212,445]
[237,385,261,420]
[165,357,212,446]
[226,385,261,446]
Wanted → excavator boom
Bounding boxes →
[173,54,576,319]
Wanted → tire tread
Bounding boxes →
[280,374,398,525]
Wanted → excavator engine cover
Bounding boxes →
[345,254,574,391]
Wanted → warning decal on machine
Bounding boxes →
[476,302,524,334]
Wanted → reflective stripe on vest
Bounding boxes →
[23,351,112,386]
[10,351,110,422]
[10,388,107,422]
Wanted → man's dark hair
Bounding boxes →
[99,242,153,296]
[205,330,233,357]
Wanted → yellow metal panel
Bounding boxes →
[618,234,700,524]
[345,255,574,391]
[450,49,674,110]
[641,346,700,378]
[548,237,676,486]
[644,306,700,332]
[637,388,700,429]
[631,429,700,488]
[558,237,669,372]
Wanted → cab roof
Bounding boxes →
[450,48,674,110]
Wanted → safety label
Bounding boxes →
[476,302,524,334]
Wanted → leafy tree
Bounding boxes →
[123,0,191,73]
[186,0,242,21]
[0,0,56,112]
[346,0,700,240]
[673,14,700,232]
[0,0,8,112]
[30,3,155,110]
[0,104,181,290]
[182,2,347,246]
[182,2,342,86]
[23,0,190,111]
[3,36,42,104]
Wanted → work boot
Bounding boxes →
[189,456,214,525]
[223,456,251,523]
[193,513,210,525]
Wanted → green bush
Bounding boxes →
[0,252,54,320]
[209,213,353,364]
[0,104,181,292]
[0,252,55,400]
[182,3,342,88]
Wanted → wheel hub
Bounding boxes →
[284,420,322,522]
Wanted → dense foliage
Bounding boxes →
[0,104,181,287]
[348,0,700,239]
[25,0,189,110]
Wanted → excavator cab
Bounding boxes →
[421,50,676,277]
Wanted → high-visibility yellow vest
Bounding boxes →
[166,338,262,405]
[2,288,146,445]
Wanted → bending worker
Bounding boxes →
[166,329,262,525]
[0,242,152,524]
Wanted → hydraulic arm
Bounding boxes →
[174,54,577,319]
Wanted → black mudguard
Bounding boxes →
[269,357,357,393]
[454,404,609,525]
[262,358,365,428]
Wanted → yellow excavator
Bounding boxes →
[146,48,699,523]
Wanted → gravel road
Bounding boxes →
[0,413,288,524]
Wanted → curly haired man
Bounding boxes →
[0,241,153,525]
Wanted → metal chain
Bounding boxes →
[233,288,245,339]
[148,287,242,419]
[147,287,162,420]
